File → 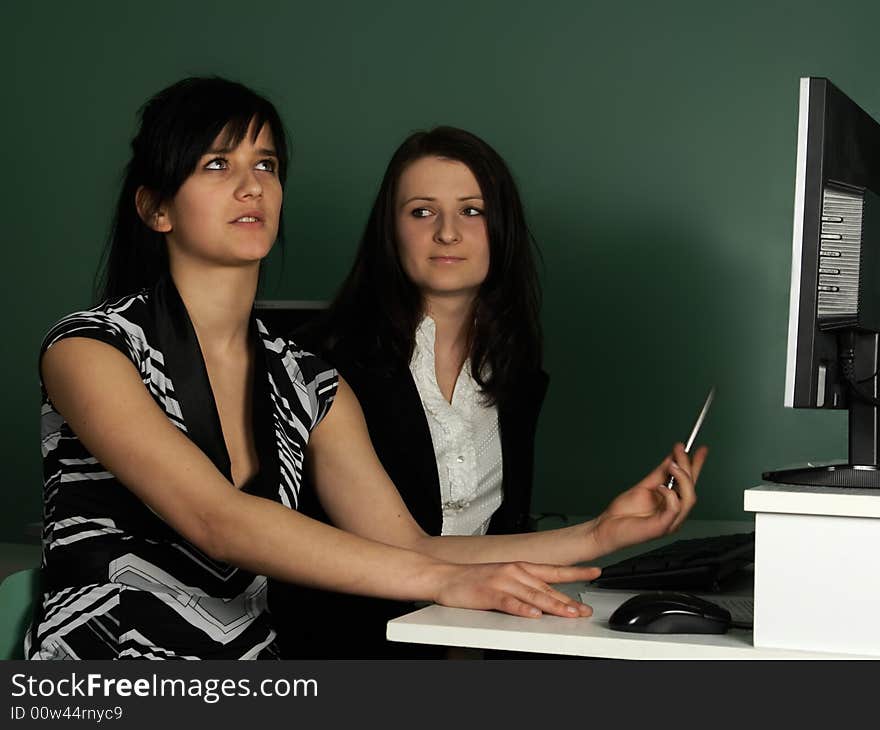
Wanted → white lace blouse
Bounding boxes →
[409,316,503,536]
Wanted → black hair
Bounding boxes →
[319,126,542,407]
[95,76,289,302]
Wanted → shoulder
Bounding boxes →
[256,318,335,376]
[256,318,339,429]
[41,290,151,365]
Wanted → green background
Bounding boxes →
[4,0,879,541]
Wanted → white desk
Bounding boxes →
[745,482,880,655]
[387,519,872,659]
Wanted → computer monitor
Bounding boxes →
[765,77,880,488]
[254,300,327,340]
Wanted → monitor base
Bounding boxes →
[763,464,880,489]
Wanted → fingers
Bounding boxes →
[664,468,693,533]
[522,563,601,586]
[671,442,693,477]
[670,444,696,504]
[496,563,599,619]
[649,455,674,484]
[646,443,709,493]
[669,443,696,530]
[650,482,680,530]
[637,454,673,491]
[670,442,708,484]
[691,444,709,483]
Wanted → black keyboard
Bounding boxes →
[591,532,755,592]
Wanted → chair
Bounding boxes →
[0,569,38,660]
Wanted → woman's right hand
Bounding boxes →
[587,442,707,558]
[433,562,601,618]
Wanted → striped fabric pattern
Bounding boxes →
[26,284,337,660]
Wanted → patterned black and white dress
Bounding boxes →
[26,276,337,660]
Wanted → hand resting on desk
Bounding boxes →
[436,563,601,618]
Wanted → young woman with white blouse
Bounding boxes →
[276,127,708,658]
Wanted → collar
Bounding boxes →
[149,275,277,493]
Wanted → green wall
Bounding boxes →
[4,0,880,541]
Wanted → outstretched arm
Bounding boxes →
[42,338,594,618]
[310,378,707,565]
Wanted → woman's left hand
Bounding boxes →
[587,443,708,557]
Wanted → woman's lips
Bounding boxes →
[429,256,465,263]
[230,212,264,226]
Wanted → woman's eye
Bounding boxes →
[410,208,432,218]
[204,157,227,170]
[462,207,483,217]
[256,159,276,173]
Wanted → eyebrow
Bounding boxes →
[204,146,278,157]
[401,195,484,205]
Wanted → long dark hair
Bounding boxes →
[319,126,542,406]
[95,77,289,302]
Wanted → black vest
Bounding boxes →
[270,343,548,658]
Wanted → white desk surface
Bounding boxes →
[387,519,873,659]
[745,482,880,517]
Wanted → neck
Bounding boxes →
[170,260,260,356]
[423,293,475,357]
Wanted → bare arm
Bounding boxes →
[41,338,595,617]
[310,378,707,564]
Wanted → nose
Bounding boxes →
[433,214,460,245]
[234,168,263,200]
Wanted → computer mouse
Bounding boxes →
[608,591,731,634]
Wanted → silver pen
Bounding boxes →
[666,386,715,489]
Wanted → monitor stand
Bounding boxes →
[765,332,880,488]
